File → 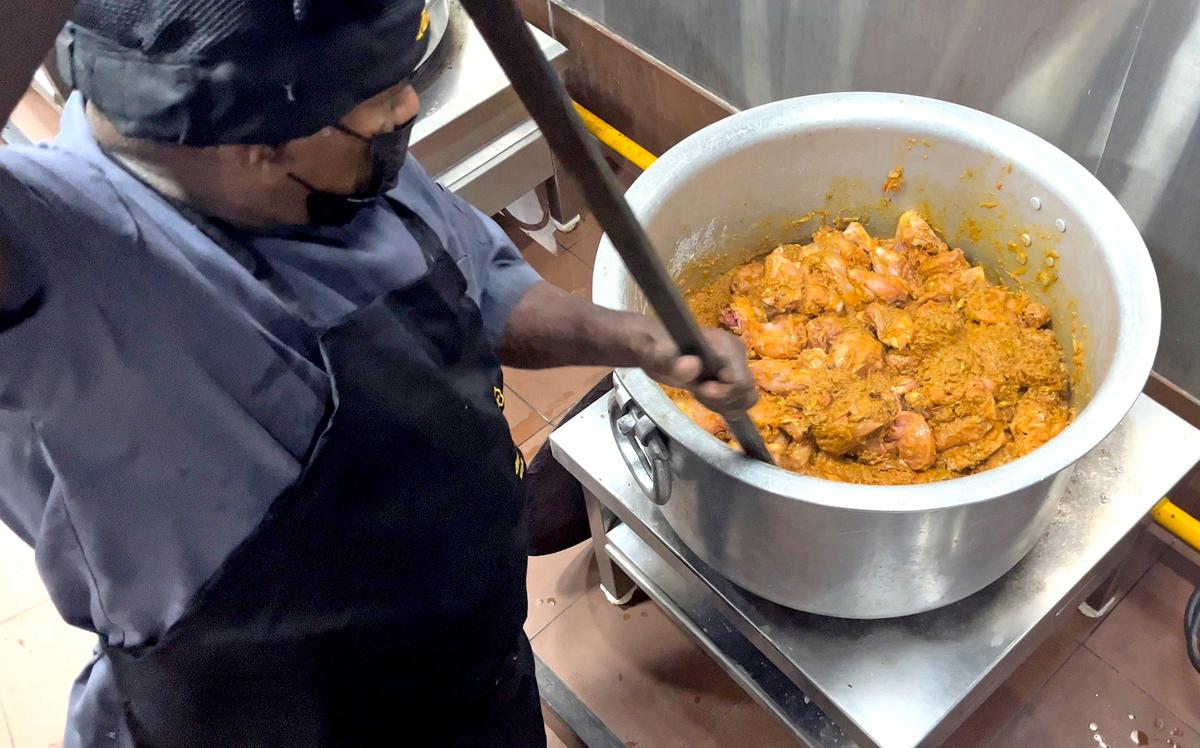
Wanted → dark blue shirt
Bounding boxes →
[0,94,541,746]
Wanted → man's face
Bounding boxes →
[277,81,420,195]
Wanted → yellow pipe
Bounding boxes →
[572,101,658,171]
[1153,498,1200,553]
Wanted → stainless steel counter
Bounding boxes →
[550,393,1200,747]
[410,0,569,218]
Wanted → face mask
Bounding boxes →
[289,115,418,227]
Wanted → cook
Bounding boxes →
[0,1,755,745]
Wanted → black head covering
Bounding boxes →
[56,0,429,146]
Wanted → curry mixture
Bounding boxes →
[670,210,1073,485]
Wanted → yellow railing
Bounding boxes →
[572,101,658,171]
[1154,498,1200,552]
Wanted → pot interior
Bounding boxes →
[617,115,1122,413]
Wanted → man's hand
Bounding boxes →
[499,281,758,416]
[639,327,757,416]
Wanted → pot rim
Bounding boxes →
[593,92,1161,513]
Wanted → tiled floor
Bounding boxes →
[3,208,1200,747]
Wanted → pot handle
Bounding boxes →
[608,383,672,506]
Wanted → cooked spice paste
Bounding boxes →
[671,210,1073,484]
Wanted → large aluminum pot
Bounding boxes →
[592,93,1160,618]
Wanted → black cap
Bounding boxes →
[57,0,429,146]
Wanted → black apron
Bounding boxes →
[103,212,544,747]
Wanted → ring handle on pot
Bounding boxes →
[608,383,672,505]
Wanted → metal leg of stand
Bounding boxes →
[584,488,637,605]
[1078,525,1147,618]
[1079,568,1121,618]
[541,169,580,232]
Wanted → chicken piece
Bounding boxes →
[920,266,990,302]
[777,242,818,262]
[730,260,765,295]
[904,377,965,412]
[1010,392,1071,455]
[917,248,970,278]
[1021,300,1051,329]
[843,222,875,254]
[813,226,871,267]
[670,393,726,435]
[882,166,905,193]
[982,442,1018,471]
[829,328,884,376]
[780,420,809,441]
[759,248,808,311]
[956,266,991,294]
[849,267,910,304]
[747,394,793,436]
[885,350,921,373]
[750,314,808,358]
[964,324,1068,396]
[933,415,993,450]
[962,287,1048,327]
[805,315,847,350]
[802,279,846,315]
[802,247,864,311]
[718,295,761,334]
[869,237,923,290]
[962,287,1020,325]
[749,353,828,395]
[919,273,957,303]
[765,431,791,463]
[780,438,816,471]
[720,297,808,358]
[909,301,965,348]
[894,210,948,254]
[890,377,919,397]
[941,425,1008,472]
[810,385,897,455]
[889,411,936,470]
[861,302,915,349]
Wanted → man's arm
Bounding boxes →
[428,177,756,416]
[498,280,757,415]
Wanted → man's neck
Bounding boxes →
[86,103,310,229]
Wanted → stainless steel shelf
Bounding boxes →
[410,0,567,217]
[550,394,1200,747]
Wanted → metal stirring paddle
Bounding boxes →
[458,0,774,464]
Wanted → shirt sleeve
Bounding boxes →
[440,191,543,346]
[0,157,56,412]
[0,167,48,322]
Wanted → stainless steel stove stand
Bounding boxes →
[551,393,1200,748]
[411,0,578,227]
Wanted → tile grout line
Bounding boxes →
[527,580,592,642]
[564,242,596,271]
[0,598,49,628]
[979,638,1085,748]
[504,384,552,430]
[1077,642,1200,735]
[519,423,554,454]
[0,693,13,748]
